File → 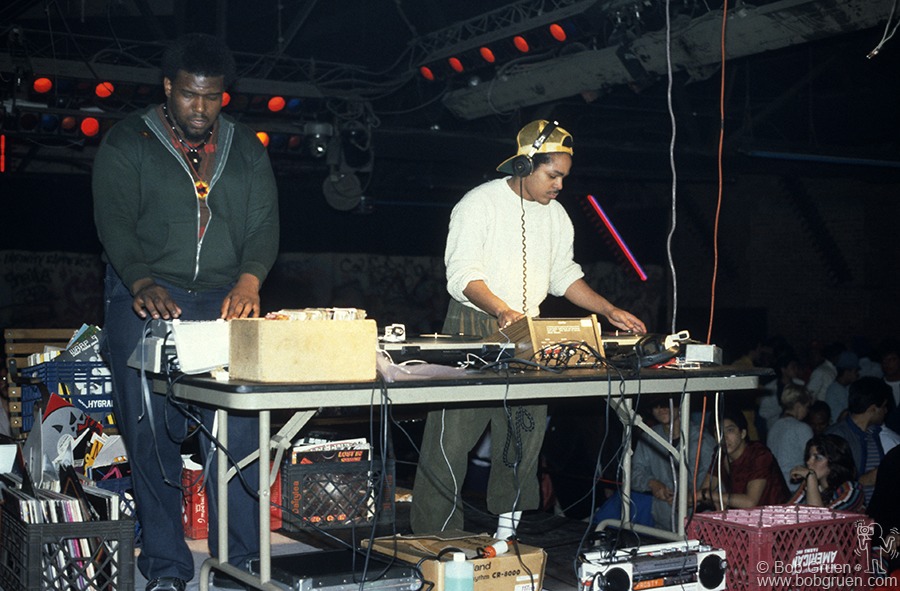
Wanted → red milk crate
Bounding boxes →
[182,467,282,540]
[182,468,208,539]
[687,505,877,591]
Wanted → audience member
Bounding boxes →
[823,350,860,423]
[868,445,900,574]
[806,400,831,436]
[879,339,900,433]
[758,353,805,434]
[767,384,814,492]
[631,396,715,531]
[807,341,845,401]
[699,408,789,509]
[853,336,884,379]
[788,433,864,512]
[733,337,783,442]
[826,376,900,504]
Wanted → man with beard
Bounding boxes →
[93,33,279,591]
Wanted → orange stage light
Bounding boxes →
[256,131,270,146]
[81,117,100,137]
[549,23,567,42]
[95,82,115,98]
[267,96,286,112]
[33,77,53,94]
[513,36,530,53]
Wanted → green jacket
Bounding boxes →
[92,106,280,292]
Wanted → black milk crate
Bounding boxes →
[0,505,135,591]
[280,457,395,532]
[20,361,115,432]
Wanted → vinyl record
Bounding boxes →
[418,333,482,342]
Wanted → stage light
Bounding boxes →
[18,112,39,131]
[81,117,100,137]
[249,95,267,111]
[420,66,435,81]
[549,23,567,42]
[288,135,303,151]
[226,93,248,111]
[286,98,303,113]
[304,122,333,158]
[33,77,53,94]
[269,134,288,151]
[513,35,530,53]
[39,114,59,132]
[448,57,464,73]
[222,91,231,107]
[61,116,78,133]
[323,171,363,211]
[479,47,496,63]
[256,131,269,146]
[267,96,285,112]
[95,82,115,98]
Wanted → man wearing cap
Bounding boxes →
[410,120,646,536]
[824,350,861,424]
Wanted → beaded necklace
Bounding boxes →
[162,104,213,167]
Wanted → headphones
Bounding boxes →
[634,334,681,368]
[511,120,558,178]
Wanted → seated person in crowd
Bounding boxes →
[699,408,789,509]
[788,433,864,512]
[826,376,900,504]
[868,444,900,575]
[880,339,900,433]
[631,396,715,531]
[767,384,814,492]
[805,400,831,436]
[758,353,805,434]
[823,350,860,424]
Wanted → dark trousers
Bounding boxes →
[101,265,260,582]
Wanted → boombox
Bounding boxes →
[578,540,726,591]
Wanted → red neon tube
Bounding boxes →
[586,194,647,281]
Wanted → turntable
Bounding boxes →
[379,333,512,365]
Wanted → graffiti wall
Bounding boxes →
[0,251,105,330]
[0,250,662,337]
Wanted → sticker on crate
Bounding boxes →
[20,359,115,433]
[280,457,395,532]
[22,393,107,473]
[290,437,371,465]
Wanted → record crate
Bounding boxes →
[687,505,874,591]
[0,504,135,591]
[280,457,395,532]
[17,361,115,433]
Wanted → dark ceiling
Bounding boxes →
[2,0,900,202]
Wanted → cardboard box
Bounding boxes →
[363,531,546,591]
[229,318,377,383]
